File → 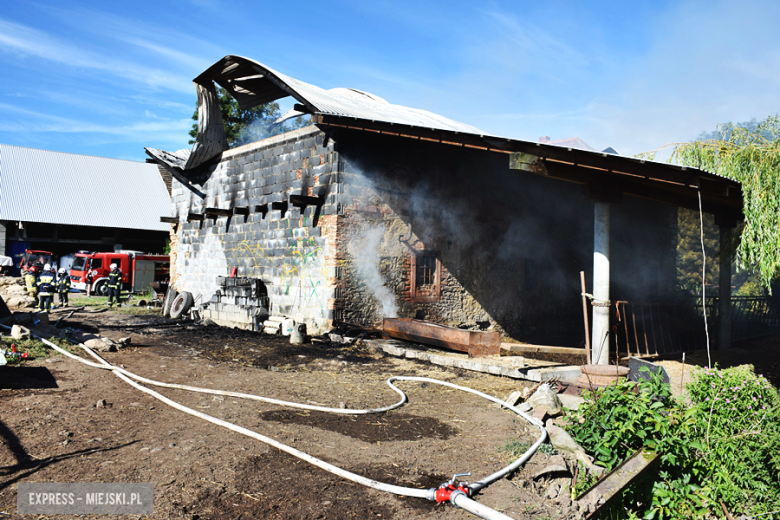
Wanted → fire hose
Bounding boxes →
[2,325,547,520]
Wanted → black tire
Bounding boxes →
[162,288,177,317]
[93,280,108,296]
[170,291,194,319]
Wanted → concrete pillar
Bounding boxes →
[592,202,611,365]
[717,224,734,350]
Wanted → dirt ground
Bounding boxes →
[0,309,581,519]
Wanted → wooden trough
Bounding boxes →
[382,318,500,357]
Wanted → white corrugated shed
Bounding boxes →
[0,144,170,231]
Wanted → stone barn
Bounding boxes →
[146,55,742,354]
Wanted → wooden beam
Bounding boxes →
[160,216,179,224]
[187,212,204,222]
[205,207,232,217]
[289,194,324,206]
[232,207,249,216]
[501,343,587,356]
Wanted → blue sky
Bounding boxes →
[1,0,778,161]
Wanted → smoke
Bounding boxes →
[347,225,398,318]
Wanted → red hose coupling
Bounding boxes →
[433,472,472,504]
[434,482,472,503]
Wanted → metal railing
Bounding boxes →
[613,296,779,357]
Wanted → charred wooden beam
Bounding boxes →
[232,206,249,216]
[187,212,205,222]
[383,318,500,357]
[289,194,324,207]
[205,207,232,217]
[254,204,269,218]
[160,216,179,224]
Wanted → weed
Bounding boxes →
[537,442,557,456]
[499,439,531,461]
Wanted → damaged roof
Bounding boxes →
[0,144,171,231]
[146,55,742,219]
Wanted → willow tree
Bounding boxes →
[638,115,780,290]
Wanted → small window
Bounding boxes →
[90,258,103,269]
[410,251,441,303]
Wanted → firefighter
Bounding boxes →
[107,263,122,307]
[56,268,70,308]
[24,266,39,305]
[36,263,56,312]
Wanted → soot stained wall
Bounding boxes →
[166,125,677,344]
[335,130,677,345]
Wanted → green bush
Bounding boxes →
[687,365,780,515]
[564,366,780,518]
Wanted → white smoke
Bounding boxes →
[347,226,398,318]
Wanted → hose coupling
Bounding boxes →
[432,472,472,504]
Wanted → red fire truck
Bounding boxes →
[69,250,169,296]
[19,249,53,272]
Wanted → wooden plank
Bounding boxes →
[205,207,232,217]
[500,343,586,356]
[577,448,661,517]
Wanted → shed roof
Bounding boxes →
[0,144,171,231]
[146,55,742,220]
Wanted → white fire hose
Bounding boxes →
[4,325,546,520]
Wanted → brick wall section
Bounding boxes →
[167,126,341,333]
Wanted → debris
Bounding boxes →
[532,407,548,422]
[545,420,599,472]
[96,399,107,409]
[504,390,524,407]
[117,337,132,346]
[84,338,117,353]
[533,455,570,479]
[558,393,585,411]
[11,325,30,340]
[527,384,564,416]
[201,318,216,326]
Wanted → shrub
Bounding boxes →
[565,365,780,518]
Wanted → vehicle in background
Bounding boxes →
[19,249,53,272]
[69,250,169,296]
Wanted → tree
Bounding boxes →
[639,115,780,290]
[189,85,310,148]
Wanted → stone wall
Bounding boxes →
[332,129,678,345]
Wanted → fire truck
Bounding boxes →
[19,249,53,272]
[69,250,169,296]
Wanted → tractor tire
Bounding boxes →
[93,280,108,297]
[170,291,194,319]
[162,288,178,317]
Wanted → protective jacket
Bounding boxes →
[24,273,38,294]
[37,272,56,296]
[107,269,122,289]
[57,275,71,293]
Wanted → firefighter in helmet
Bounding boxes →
[56,268,71,308]
[24,266,39,305]
[107,263,122,307]
[36,263,56,312]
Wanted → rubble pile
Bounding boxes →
[0,277,36,309]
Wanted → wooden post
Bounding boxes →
[580,271,592,364]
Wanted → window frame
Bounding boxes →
[410,251,441,303]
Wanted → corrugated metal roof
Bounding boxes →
[200,55,484,134]
[0,144,171,231]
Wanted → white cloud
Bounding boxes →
[0,17,193,94]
